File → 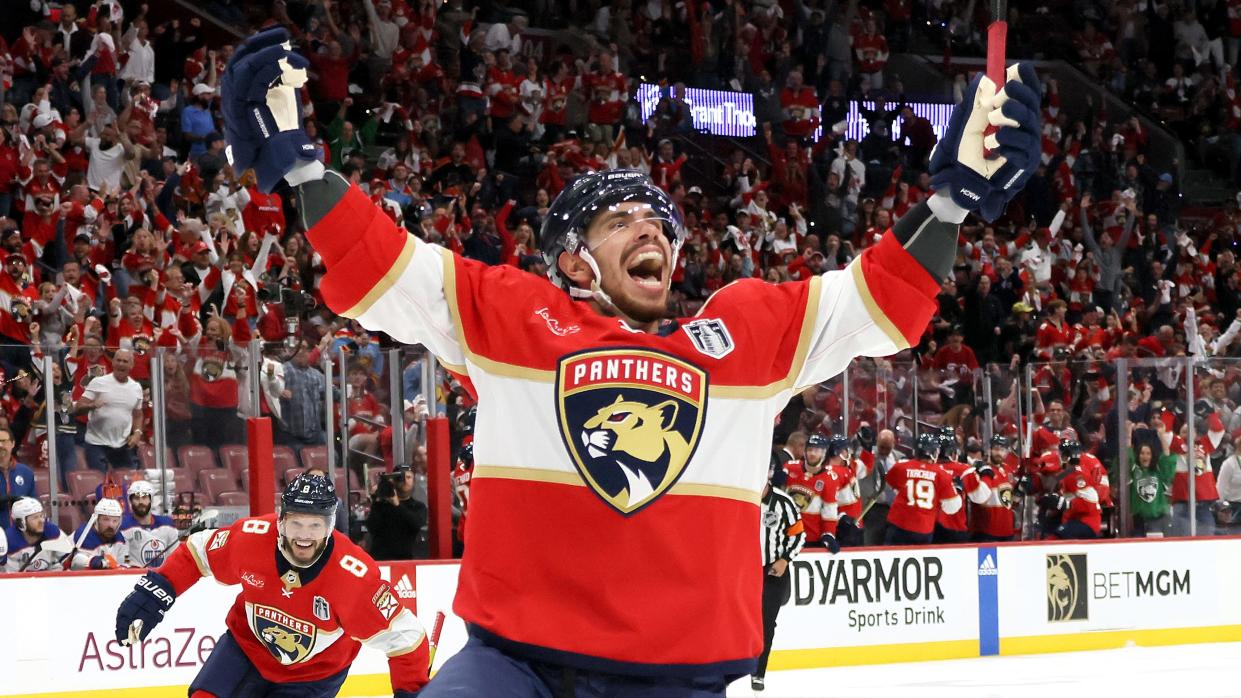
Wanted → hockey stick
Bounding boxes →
[426,610,446,667]
[59,509,99,569]
[982,0,1008,155]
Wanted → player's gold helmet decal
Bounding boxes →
[556,349,707,515]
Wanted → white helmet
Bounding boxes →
[12,497,42,528]
[128,480,155,498]
[95,498,124,518]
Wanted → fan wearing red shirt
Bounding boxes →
[779,70,820,140]
[884,433,962,545]
[1035,299,1074,352]
[853,18,889,89]
[243,184,286,235]
[581,51,628,127]
[932,326,979,380]
[486,50,522,120]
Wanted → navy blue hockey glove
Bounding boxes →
[929,63,1042,223]
[974,462,995,479]
[220,27,324,193]
[822,532,841,554]
[115,570,177,645]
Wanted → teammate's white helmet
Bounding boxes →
[95,498,124,517]
[129,480,155,498]
[11,497,42,526]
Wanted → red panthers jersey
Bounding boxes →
[934,460,987,532]
[158,514,428,691]
[304,180,939,675]
[1057,470,1103,535]
[885,459,960,535]
[972,463,1017,538]
[784,460,840,541]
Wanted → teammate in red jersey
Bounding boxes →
[825,435,866,547]
[783,434,842,553]
[971,435,1019,542]
[1040,439,1103,539]
[217,29,1042,694]
[933,430,991,544]
[884,433,963,545]
[114,475,429,697]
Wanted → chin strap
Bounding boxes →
[570,241,683,330]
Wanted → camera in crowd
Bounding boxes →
[257,272,317,349]
[372,463,413,503]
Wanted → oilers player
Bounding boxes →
[218,27,1042,695]
[121,480,181,566]
[113,475,429,697]
[71,498,130,569]
[2,497,72,571]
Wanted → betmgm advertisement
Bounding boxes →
[997,540,1234,644]
[774,548,980,659]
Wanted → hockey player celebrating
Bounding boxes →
[113,474,429,696]
[884,433,964,545]
[826,434,866,547]
[217,27,1041,694]
[120,480,181,567]
[933,430,991,544]
[784,433,842,552]
[972,435,1019,542]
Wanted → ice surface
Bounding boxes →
[723,642,1241,697]
[354,641,1241,697]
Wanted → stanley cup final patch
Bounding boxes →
[682,318,735,358]
[556,348,708,516]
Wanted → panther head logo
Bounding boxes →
[580,395,692,510]
[252,605,315,664]
[558,349,707,516]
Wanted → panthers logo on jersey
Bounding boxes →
[556,348,707,516]
[252,605,316,664]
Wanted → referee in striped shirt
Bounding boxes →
[753,457,808,691]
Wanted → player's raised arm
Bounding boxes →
[792,63,1042,388]
[218,27,471,370]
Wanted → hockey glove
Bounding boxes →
[1039,494,1067,511]
[975,463,995,479]
[821,532,841,554]
[929,63,1042,223]
[220,27,323,193]
[115,570,177,645]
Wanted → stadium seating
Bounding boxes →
[218,445,249,479]
[272,446,300,479]
[300,445,329,472]
[138,444,177,470]
[216,491,249,507]
[200,470,238,504]
[177,446,221,479]
[66,471,104,504]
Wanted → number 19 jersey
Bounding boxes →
[884,459,958,535]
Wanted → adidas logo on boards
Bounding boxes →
[978,554,998,576]
[395,574,417,599]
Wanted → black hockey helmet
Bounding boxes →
[806,433,831,451]
[1058,437,1082,461]
[540,169,686,295]
[937,429,960,459]
[281,473,338,520]
[915,432,940,459]
[990,434,1011,450]
[827,434,851,460]
[457,442,474,469]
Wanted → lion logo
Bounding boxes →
[1046,553,1089,622]
[557,349,707,515]
[251,605,316,664]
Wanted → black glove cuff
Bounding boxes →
[891,201,959,283]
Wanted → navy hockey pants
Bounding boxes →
[419,636,730,697]
[188,631,349,698]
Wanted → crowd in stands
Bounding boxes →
[0,0,1240,565]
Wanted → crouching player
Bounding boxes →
[114,474,429,697]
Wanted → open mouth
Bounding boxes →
[292,540,316,551]
[625,249,665,289]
